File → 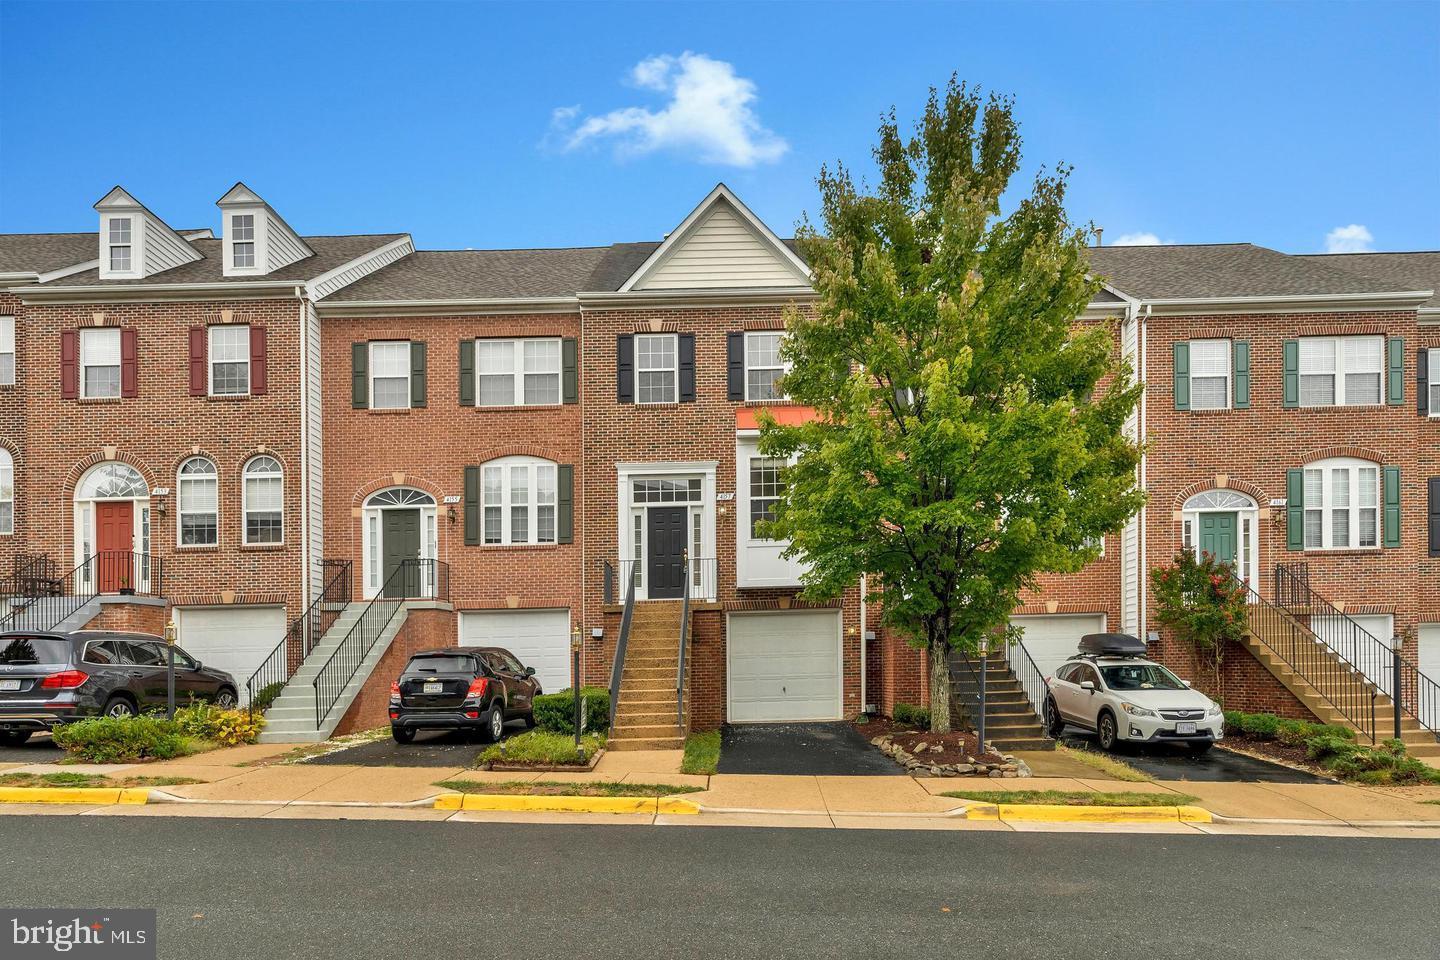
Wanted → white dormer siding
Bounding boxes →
[94,186,203,281]
[216,182,315,277]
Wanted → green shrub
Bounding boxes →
[532,687,610,734]
[1239,712,1280,739]
[52,715,190,763]
[174,701,265,746]
[250,682,285,713]
[1225,710,1353,745]
[892,703,931,728]
[1305,734,1439,785]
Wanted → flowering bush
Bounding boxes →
[1150,550,1249,689]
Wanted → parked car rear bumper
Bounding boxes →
[389,709,487,730]
[0,706,88,731]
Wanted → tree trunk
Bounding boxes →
[928,637,953,734]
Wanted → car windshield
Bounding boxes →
[0,637,71,665]
[407,655,477,674]
[1100,663,1187,691]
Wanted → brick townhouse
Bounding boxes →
[1,181,1437,749]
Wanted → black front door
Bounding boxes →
[382,509,422,598]
[647,506,688,599]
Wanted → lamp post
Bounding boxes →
[163,620,178,720]
[571,628,583,751]
[976,637,988,754]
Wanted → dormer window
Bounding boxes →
[231,215,256,268]
[108,218,132,272]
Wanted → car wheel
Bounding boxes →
[1188,741,1214,756]
[522,709,536,730]
[1044,697,1065,738]
[1096,711,1120,752]
[484,703,505,743]
[103,696,136,719]
[391,726,414,744]
[0,730,32,746]
[213,687,237,709]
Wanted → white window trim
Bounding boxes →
[231,214,256,269]
[176,457,219,548]
[1302,457,1380,551]
[1298,335,1385,408]
[208,324,252,397]
[1429,347,1439,419]
[222,206,267,277]
[0,316,14,387]
[0,448,13,536]
[744,330,790,402]
[479,455,558,546]
[360,487,438,599]
[79,327,121,399]
[242,456,284,546]
[103,215,139,279]
[369,340,412,410]
[634,332,678,405]
[1179,491,1260,585]
[474,337,562,407]
[1187,338,1231,411]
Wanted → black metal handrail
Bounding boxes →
[246,560,352,713]
[677,553,692,731]
[0,551,164,633]
[1235,574,1378,743]
[602,559,640,605]
[608,559,637,729]
[311,559,422,727]
[1003,633,1052,728]
[1275,563,1439,736]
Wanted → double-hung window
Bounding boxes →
[748,457,785,539]
[1429,348,1440,417]
[1303,459,1379,550]
[208,325,251,396]
[232,214,256,268]
[475,338,560,406]
[108,218,132,273]
[369,341,411,409]
[0,317,14,386]
[80,328,121,398]
[480,456,557,545]
[1299,336,1384,407]
[242,456,283,544]
[1188,339,1230,410]
[635,333,677,404]
[745,332,788,401]
[177,457,218,546]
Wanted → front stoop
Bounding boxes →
[609,601,688,751]
[949,654,1055,751]
[1243,618,1440,766]
[257,601,414,744]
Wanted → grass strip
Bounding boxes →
[0,772,202,789]
[438,779,702,798]
[941,789,1198,807]
[680,730,721,776]
[478,730,606,766]
[1053,743,1153,782]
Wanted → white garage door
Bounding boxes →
[1313,613,1395,696]
[727,611,842,723]
[1419,624,1440,729]
[1011,614,1107,688]
[174,606,287,702]
[459,609,571,694]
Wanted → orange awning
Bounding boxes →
[735,406,817,431]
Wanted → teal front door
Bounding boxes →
[1198,512,1238,566]
[382,509,422,598]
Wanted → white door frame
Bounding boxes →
[72,462,152,593]
[615,461,716,601]
[1180,490,1260,586]
[361,487,438,600]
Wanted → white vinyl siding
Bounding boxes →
[745,331,788,401]
[208,325,251,396]
[638,201,808,291]
[1188,339,1230,410]
[475,338,560,406]
[369,341,411,409]
[1303,458,1379,550]
[80,327,121,399]
[635,333,677,404]
[1299,336,1384,407]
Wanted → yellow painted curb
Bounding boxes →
[971,803,1215,823]
[432,793,702,816]
[434,793,464,811]
[963,804,1001,820]
[1175,806,1214,823]
[0,786,152,805]
[655,797,701,816]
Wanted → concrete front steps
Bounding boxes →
[609,601,689,751]
[257,601,412,744]
[1243,616,1440,765]
[950,654,1054,751]
[1,595,100,633]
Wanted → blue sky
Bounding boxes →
[1,1,1436,255]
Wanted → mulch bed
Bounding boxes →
[857,716,1010,773]
[1220,734,1324,772]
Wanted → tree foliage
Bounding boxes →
[759,78,1145,732]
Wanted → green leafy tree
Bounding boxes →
[1149,550,1249,694]
[759,79,1145,733]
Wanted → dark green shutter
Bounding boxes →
[1286,468,1305,551]
[1232,341,1250,409]
[556,464,574,544]
[1172,341,1190,410]
[463,466,480,546]
[1282,340,1299,408]
[351,342,368,409]
[1383,466,1401,548]
[1386,338,1405,406]
[410,341,427,408]
[458,340,475,407]
[562,338,578,404]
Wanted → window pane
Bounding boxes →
[1190,376,1228,409]
[1359,508,1378,548]
[109,247,131,271]
[1299,338,1336,373]
[1358,468,1378,507]
[232,214,254,241]
[747,368,782,401]
[637,370,675,404]
[233,243,255,268]
[510,466,529,504]
[246,476,283,512]
[1343,372,1380,405]
[523,373,559,405]
[483,467,502,504]
[1343,337,1382,372]
[636,335,675,371]
[109,219,131,244]
[1189,340,1229,375]
[179,476,216,513]
[1331,510,1350,548]
[1304,511,1323,549]
[246,513,282,544]
[510,507,528,543]
[0,502,11,536]
[181,514,217,546]
[84,366,120,398]
[372,378,409,409]
[537,505,555,543]
[483,507,501,544]
[1299,374,1335,406]
[82,328,121,365]
[746,333,782,369]
[477,341,514,373]
[523,339,560,372]
[478,375,514,406]
[212,362,249,395]
[1331,468,1349,508]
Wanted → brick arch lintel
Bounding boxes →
[1298,445,1386,466]
[64,449,161,497]
[351,473,448,508]
[1172,476,1269,509]
[470,444,570,466]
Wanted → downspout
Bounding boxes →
[859,573,868,714]
[296,286,311,611]
[1138,303,1151,636]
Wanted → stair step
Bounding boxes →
[607,737,685,751]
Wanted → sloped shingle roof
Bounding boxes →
[1086,243,1412,301]
[1296,252,1440,309]
[0,233,98,275]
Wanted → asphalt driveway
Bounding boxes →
[0,731,63,763]
[1057,729,1333,783]
[716,722,902,776]
[303,721,527,767]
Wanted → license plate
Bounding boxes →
[0,679,20,691]
[423,681,443,694]
[1176,722,1197,734]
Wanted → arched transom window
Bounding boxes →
[178,457,218,546]
[77,462,148,500]
[365,488,435,508]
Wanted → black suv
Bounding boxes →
[0,630,240,745]
[390,646,542,744]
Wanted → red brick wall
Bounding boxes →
[0,291,27,576]
[81,599,170,637]
[332,606,457,736]
[1147,629,1314,720]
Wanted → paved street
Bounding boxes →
[3,817,1436,960]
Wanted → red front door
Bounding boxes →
[95,501,134,592]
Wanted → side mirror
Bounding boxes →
[191,661,203,672]
[525,666,536,677]
[1080,680,1096,693]
[1182,679,1192,687]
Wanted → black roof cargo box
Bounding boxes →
[1078,633,1147,657]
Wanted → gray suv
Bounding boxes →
[0,630,239,745]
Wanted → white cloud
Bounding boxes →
[1111,232,1165,246]
[1324,224,1374,254]
[556,52,788,167]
